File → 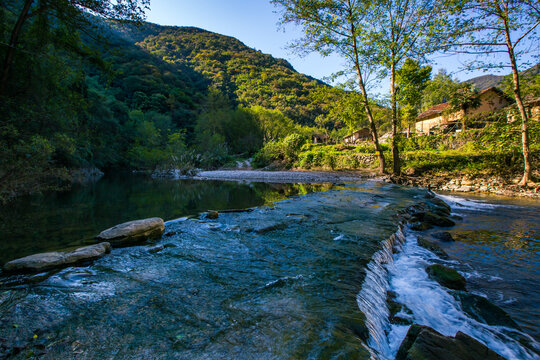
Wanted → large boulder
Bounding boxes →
[96,217,165,245]
[406,200,455,230]
[396,324,505,360]
[428,197,452,213]
[426,264,466,290]
[3,242,111,273]
[453,291,521,330]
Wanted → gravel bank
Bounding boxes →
[190,170,374,183]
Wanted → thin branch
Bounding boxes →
[513,20,540,48]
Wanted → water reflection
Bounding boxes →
[0,175,335,264]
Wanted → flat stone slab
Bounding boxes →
[96,217,165,245]
[3,242,111,273]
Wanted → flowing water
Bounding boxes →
[0,177,538,359]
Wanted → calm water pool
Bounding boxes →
[0,175,333,264]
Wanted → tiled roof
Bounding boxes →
[417,102,449,120]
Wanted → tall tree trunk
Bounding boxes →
[500,8,532,185]
[0,0,34,96]
[390,60,400,175]
[354,64,385,174]
[349,14,385,174]
[511,62,531,185]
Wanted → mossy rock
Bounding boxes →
[417,237,449,259]
[409,221,434,231]
[431,231,455,242]
[387,291,413,325]
[423,212,455,227]
[428,197,451,212]
[396,324,505,360]
[341,312,369,342]
[426,264,466,290]
[453,291,521,330]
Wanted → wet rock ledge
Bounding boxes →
[396,325,505,360]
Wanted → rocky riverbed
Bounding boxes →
[0,181,538,359]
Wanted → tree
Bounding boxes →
[396,58,432,136]
[448,0,540,184]
[359,0,449,175]
[313,86,369,133]
[271,0,386,174]
[448,83,481,130]
[248,106,295,143]
[422,69,460,110]
[1,0,149,95]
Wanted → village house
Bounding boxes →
[507,97,540,122]
[415,87,513,135]
[343,128,372,144]
[312,133,330,144]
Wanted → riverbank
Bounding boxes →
[384,173,540,199]
[170,169,540,198]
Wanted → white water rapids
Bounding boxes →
[356,203,540,360]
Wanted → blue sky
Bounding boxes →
[146,0,537,95]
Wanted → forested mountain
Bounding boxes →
[465,63,540,92]
[464,74,503,90]
[115,23,326,124]
[0,7,335,200]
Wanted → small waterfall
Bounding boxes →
[356,227,406,359]
[356,219,540,360]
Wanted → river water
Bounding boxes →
[0,176,538,359]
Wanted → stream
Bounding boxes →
[0,176,538,359]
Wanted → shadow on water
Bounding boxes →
[0,174,334,264]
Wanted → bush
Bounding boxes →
[252,133,308,168]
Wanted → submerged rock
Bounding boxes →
[96,217,164,245]
[417,237,449,259]
[432,231,455,242]
[453,291,521,330]
[409,221,433,231]
[148,245,165,254]
[252,222,288,234]
[395,324,505,360]
[3,242,111,273]
[426,264,466,290]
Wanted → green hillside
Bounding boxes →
[0,11,336,200]
[120,24,326,124]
